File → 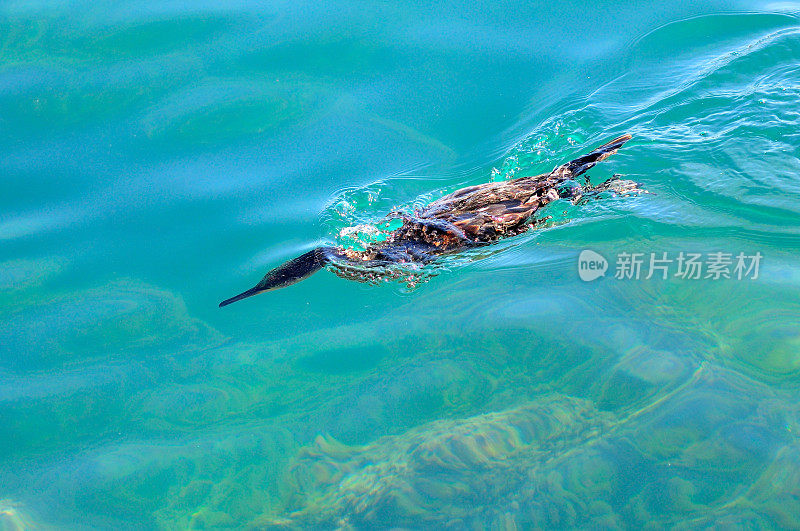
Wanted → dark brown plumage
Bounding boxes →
[220,134,636,306]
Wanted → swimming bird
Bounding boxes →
[220,134,637,306]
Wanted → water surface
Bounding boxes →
[2,0,800,528]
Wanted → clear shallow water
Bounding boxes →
[3,0,800,528]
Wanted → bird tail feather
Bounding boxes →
[556,133,632,179]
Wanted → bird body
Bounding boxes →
[220,134,635,307]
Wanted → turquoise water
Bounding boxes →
[3,0,800,527]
